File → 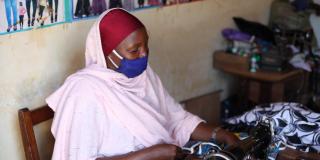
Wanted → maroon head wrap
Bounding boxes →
[99,9,145,56]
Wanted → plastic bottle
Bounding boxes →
[250,55,258,72]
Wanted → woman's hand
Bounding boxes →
[215,128,240,146]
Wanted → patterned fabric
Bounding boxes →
[182,139,221,157]
[226,103,320,154]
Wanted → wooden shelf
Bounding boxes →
[213,51,303,82]
[213,51,304,104]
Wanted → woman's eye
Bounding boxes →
[128,49,139,53]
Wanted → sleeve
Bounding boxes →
[164,90,205,147]
[68,96,106,160]
[147,67,204,147]
[50,82,107,160]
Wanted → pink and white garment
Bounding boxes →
[46,9,203,160]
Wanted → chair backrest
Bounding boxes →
[18,105,54,160]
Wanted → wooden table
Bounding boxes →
[213,51,304,105]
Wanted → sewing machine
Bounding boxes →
[183,122,272,160]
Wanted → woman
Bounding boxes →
[48,0,59,23]
[138,0,144,8]
[123,0,135,11]
[37,0,46,26]
[25,0,37,26]
[74,0,91,18]
[46,8,239,160]
[109,0,122,9]
[92,0,107,16]
[4,0,18,32]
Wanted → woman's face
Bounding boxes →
[106,27,149,70]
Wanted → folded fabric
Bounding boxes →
[289,54,312,72]
[222,28,254,42]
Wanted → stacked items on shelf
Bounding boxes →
[219,0,320,111]
[220,0,320,73]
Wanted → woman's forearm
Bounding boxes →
[190,122,215,141]
[191,122,239,146]
[96,144,179,160]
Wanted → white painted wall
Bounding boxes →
[0,0,273,159]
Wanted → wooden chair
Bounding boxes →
[18,105,54,160]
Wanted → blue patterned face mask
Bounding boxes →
[108,50,148,78]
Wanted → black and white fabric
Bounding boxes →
[226,103,320,154]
